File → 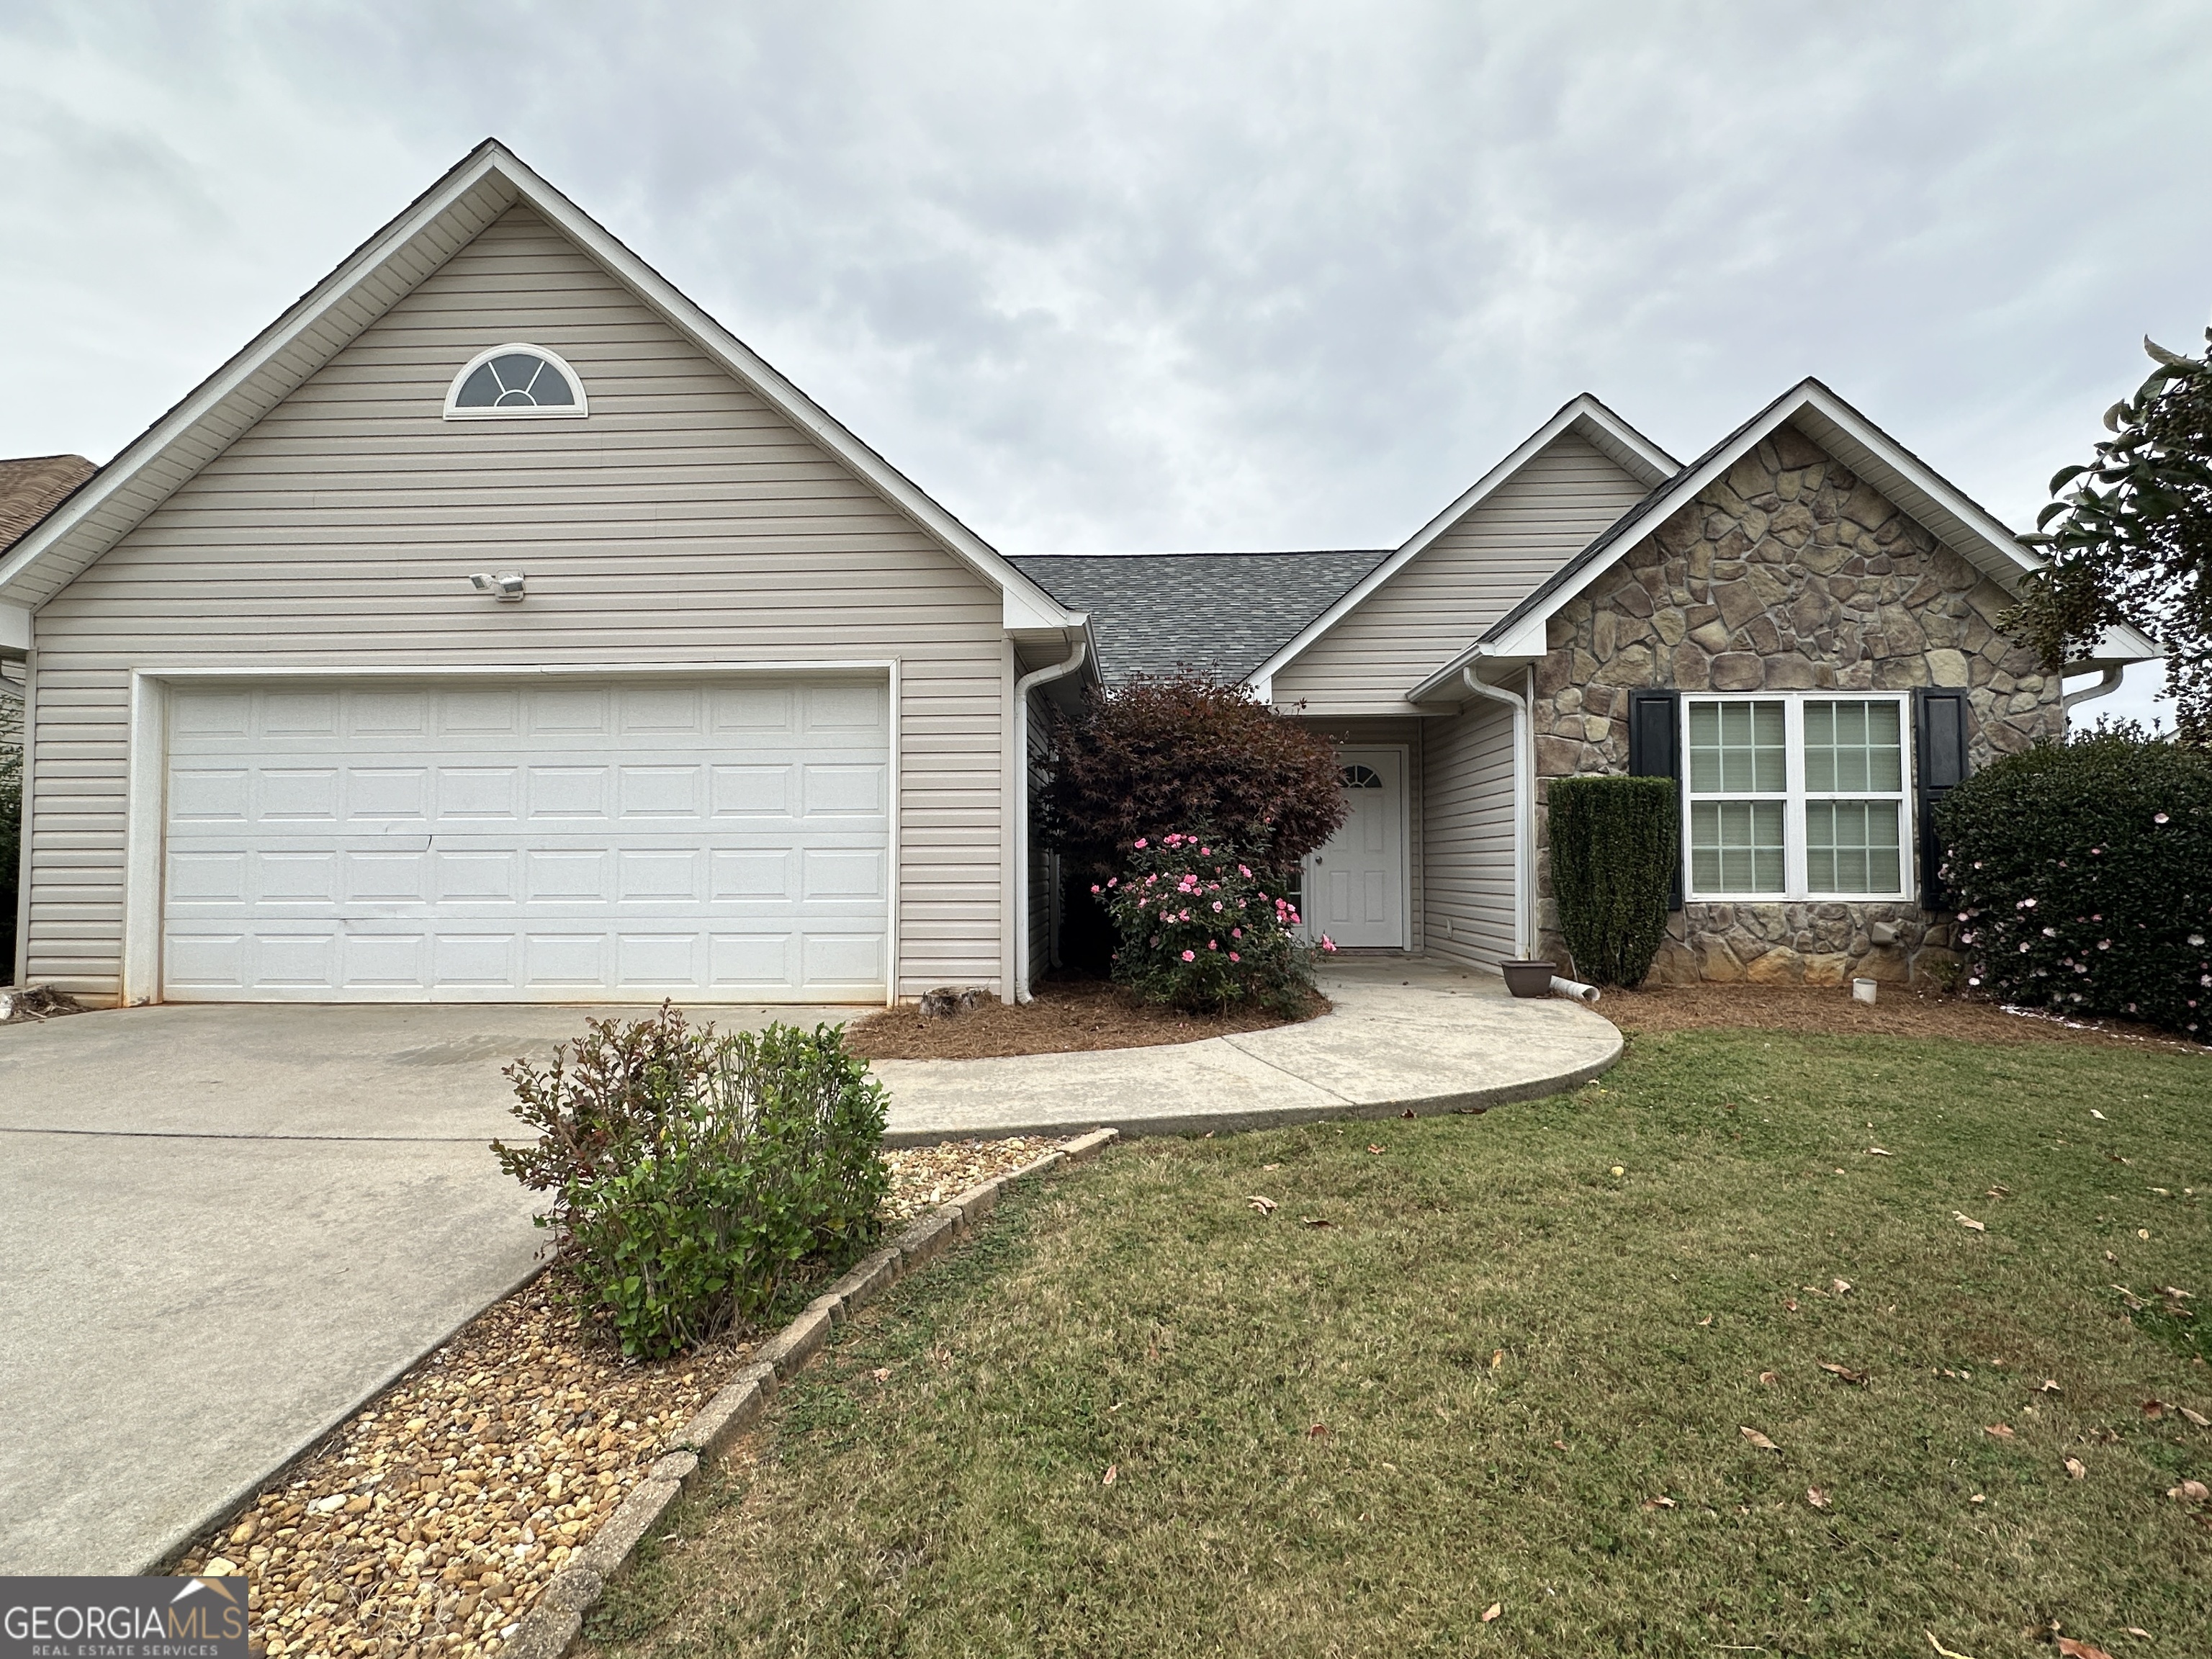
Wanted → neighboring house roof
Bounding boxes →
[1244,394,1679,694]
[0,141,1081,635]
[1414,377,2159,697]
[1010,550,1390,683]
[0,454,96,555]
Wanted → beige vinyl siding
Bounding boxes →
[1272,434,1650,713]
[25,204,1010,1003]
[1300,716,1424,955]
[1421,698,1518,968]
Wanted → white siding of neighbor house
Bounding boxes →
[24,204,1013,1004]
[1272,433,1651,713]
[1421,697,1517,969]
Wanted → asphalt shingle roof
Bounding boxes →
[1009,550,1390,684]
[0,454,96,555]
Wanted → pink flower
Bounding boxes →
[1208,940,1218,950]
[1212,901,1223,912]
[1320,934,1336,953]
[1181,949,1195,962]
[1200,846,1210,855]
[2156,811,2171,824]
[1107,877,1118,888]
[1229,951,1241,963]
[1134,837,1148,849]
[1231,927,1242,939]
[1238,865,1251,878]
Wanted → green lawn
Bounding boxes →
[583,1030,2211,1658]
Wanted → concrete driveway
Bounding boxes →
[0,999,838,1577]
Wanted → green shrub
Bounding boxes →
[1939,726,2211,1038]
[492,1006,891,1357]
[1547,775,1679,987]
[1102,830,1329,1013]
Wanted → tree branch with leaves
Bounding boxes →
[2008,329,2212,741]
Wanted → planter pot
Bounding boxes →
[1501,959,1557,999]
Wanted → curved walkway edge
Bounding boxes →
[877,958,1623,1145]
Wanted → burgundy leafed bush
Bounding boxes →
[1038,673,1346,883]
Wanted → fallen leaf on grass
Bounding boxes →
[1300,1216,1334,1228]
[2180,1406,2211,1429]
[2127,1629,2152,1640]
[1307,1424,1329,1439]
[1481,1603,1502,1623]
[1102,1464,1117,1486]
[1247,1195,1278,1215]
[1986,1184,2010,1199]
[1366,1144,1385,1155]
[1867,1146,1892,1156]
[2038,1379,2062,1394]
[1832,1277,1853,1295]
[1400,1109,1416,1119]
[1983,1424,2016,1440]
[1698,1316,1714,1328]
[1490,1349,1504,1370]
[1784,1298,1799,1313]
[1552,1439,1568,1450]
[2140,1399,2167,1419]
[2064,1457,2087,1479]
[1640,1495,1677,1509]
[1969,1493,1986,1504]
[1819,1362,1870,1386]
[1954,1212,1987,1231]
[2056,1640,2118,1659]
[2138,1228,2151,1240]
[1261,1163,1280,1171]
[1926,1632,1978,1659]
[871,1367,891,1382]
[1805,1486,1830,1509]
[2168,1479,2211,1503]
[1758,1371,1779,1385]
[1740,1426,1780,1452]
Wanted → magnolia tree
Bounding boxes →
[2010,330,2212,740]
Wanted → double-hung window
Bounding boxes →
[1683,694,1910,901]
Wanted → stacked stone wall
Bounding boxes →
[1532,422,2064,986]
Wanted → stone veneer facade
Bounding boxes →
[1532,421,2064,987]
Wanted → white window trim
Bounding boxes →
[442,343,590,421]
[1682,691,1913,904]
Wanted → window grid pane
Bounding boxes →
[1691,800,1786,893]
[1804,700,1901,793]
[1806,799,1901,894]
[1689,700,1787,793]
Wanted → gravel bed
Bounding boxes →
[174,1135,1066,1656]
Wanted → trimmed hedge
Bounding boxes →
[493,1007,891,1357]
[1938,729,2212,1038]
[1548,775,1679,987]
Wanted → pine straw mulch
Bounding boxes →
[1599,979,2208,1055]
[173,1136,1066,1657]
[843,976,1328,1061]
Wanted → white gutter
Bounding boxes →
[1012,637,1089,1002]
[2061,664,2126,713]
[1462,662,1534,958]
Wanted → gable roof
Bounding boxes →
[0,141,1080,633]
[0,455,96,555]
[1010,550,1389,684]
[1244,394,1678,692]
[1410,377,2158,698]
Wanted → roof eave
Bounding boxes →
[1,140,1080,633]
[1243,393,1678,689]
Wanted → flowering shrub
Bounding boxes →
[1938,726,2212,1038]
[1098,832,1333,1012]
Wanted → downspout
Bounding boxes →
[2061,664,2126,714]
[1013,637,1088,1002]
[1461,662,1533,959]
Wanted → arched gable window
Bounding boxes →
[443,344,588,419]
[1341,764,1384,789]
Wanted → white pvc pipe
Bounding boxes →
[1462,664,1533,958]
[1012,637,1088,1003]
[1550,975,1601,1005]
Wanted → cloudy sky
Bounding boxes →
[3,1,2206,721]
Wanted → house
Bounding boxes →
[0,142,2157,1007]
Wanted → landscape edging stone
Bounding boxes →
[499,1129,1115,1658]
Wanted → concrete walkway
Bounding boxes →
[0,963,1614,1576]
[876,957,1622,1142]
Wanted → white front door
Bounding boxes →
[1305,747,1407,949]
[160,675,891,1002]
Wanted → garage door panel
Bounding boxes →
[163,676,891,1002]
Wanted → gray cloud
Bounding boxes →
[2,0,2203,722]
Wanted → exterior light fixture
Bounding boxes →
[469,572,526,601]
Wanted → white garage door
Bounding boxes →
[161,677,891,1002]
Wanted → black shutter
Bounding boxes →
[1912,688,1972,911]
[1627,689,1683,910]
